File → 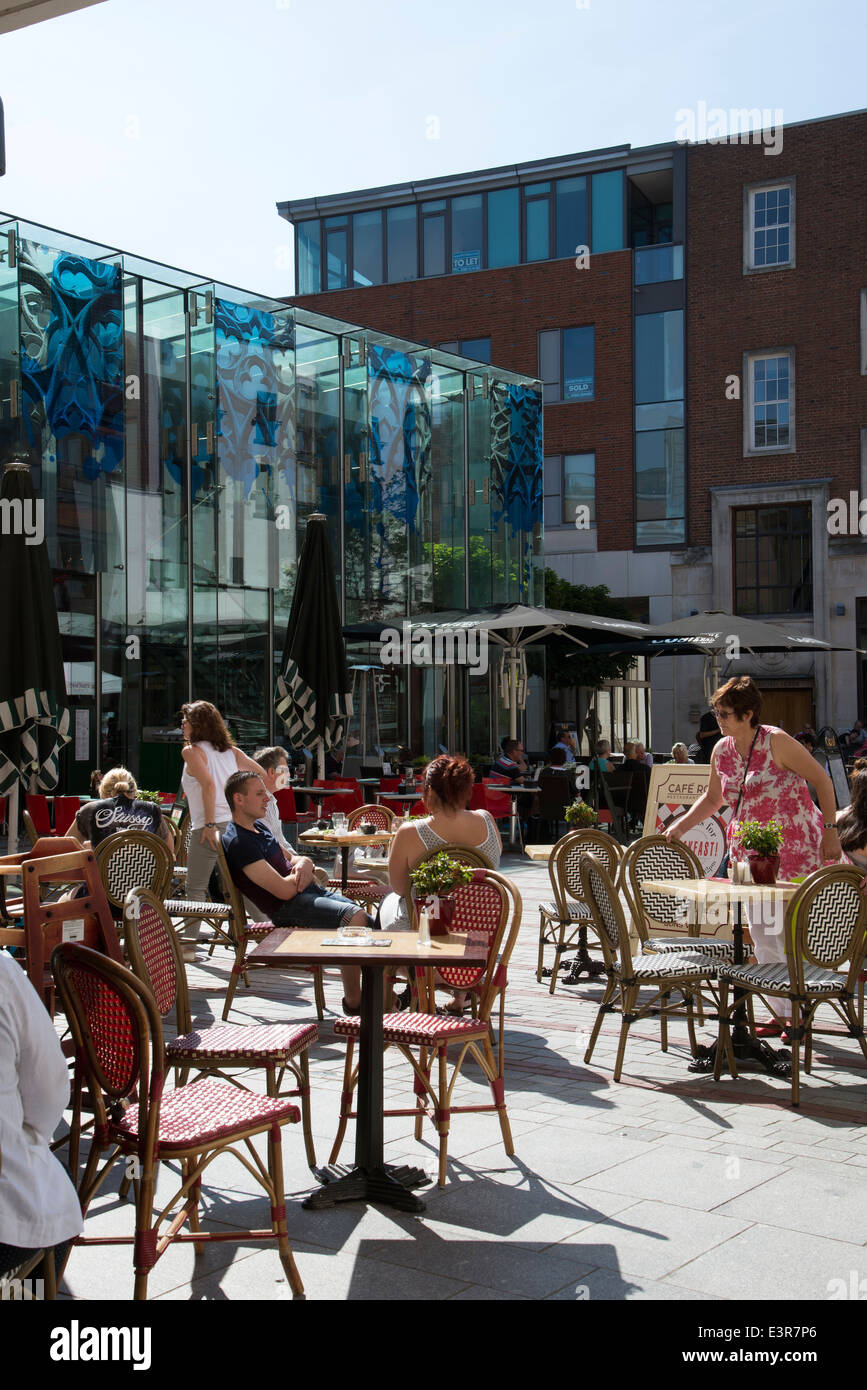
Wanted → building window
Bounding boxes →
[451,195,483,273]
[422,200,446,277]
[544,453,596,527]
[538,326,594,403]
[745,351,793,452]
[635,310,684,405]
[634,244,683,285]
[487,187,520,268]
[635,429,685,547]
[555,177,587,259]
[745,181,794,270]
[734,504,812,615]
[324,216,349,290]
[437,338,490,364]
[352,210,383,287]
[297,221,321,295]
[591,169,625,253]
[386,204,418,282]
[524,182,552,261]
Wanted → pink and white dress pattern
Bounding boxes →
[715,724,824,881]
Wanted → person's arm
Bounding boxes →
[771,729,842,860]
[2,962,71,1142]
[233,747,267,778]
[241,855,306,901]
[665,751,726,840]
[484,809,503,856]
[67,815,88,847]
[158,815,173,849]
[387,824,418,897]
[182,744,218,846]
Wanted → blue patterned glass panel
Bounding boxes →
[490,382,543,601]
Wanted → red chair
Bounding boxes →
[330,777,364,814]
[53,797,81,836]
[378,778,400,794]
[469,785,487,812]
[25,794,53,836]
[408,800,427,817]
[275,787,315,828]
[52,942,305,1301]
[482,778,512,819]
[313,779,342,819]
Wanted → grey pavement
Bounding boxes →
[53,852,867,1302]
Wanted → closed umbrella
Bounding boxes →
[0,456,70,852]
[275,513,352,778]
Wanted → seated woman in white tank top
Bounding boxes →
[380,755,501,1012]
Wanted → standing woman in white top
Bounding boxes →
[0,951,83,1283]
[179,701,265,955]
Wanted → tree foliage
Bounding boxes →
[543,569,637,689]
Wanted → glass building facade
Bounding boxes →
[0,216,543,792]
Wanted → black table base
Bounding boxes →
[305,1164,431,1212]
[689,1036,792,1077]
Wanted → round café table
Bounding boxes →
[640,876,798,1077]
[297,828,393,893]
[288,784,356,819]
[250,926,487,1212]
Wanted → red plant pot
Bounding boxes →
[414,894,455,936]
[748,852,780,885]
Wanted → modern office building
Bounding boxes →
[281,107,867,747]
[0,214,543,791]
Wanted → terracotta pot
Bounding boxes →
[748,852,780,885]
[415,894,454,935]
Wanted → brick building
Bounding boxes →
[280,109,867,750]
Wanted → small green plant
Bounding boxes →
[734,817,784,856]
[565,799,597,828]
[135,789,164,804]
[411,756,428,771]
[410,852,474,900]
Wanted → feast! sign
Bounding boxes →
[645,765,732,877]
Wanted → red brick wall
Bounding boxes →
[686,113,867,545]
[292,252,636,551]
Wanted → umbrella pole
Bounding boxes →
[316,739,325,781]
[509,647,519,742]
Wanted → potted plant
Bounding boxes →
[565,798,597,829]
[409,852,475,933]
[733,817,784,884]
[135,789,164,804]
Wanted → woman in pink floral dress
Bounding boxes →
[665,678,840,980]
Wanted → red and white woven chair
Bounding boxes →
[51,941,305,1301]
[328,868,521,1187]
[124,888,318,1167]
[323,803,394,910]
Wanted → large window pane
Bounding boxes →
[297,220,321,295]
[386,204,418,282]
[325,218,348,290]
[352,210,382,287]
[555,176,587,258]
[562,326,594,401]
[635,310,684,404]
[592,169,624,252]
[487,187,519,268]
[564,452,595,524]
[734,504,811,614]
[460,337,490,364]
[525,195,550,262]
[451,195,482,273]
[538,329,560,403]
[422,210,446,277]
[635,428,685,545]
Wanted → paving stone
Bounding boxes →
[546,1198,752,1279]
[713,1165,867,1243]
[585,1144,788,1211]
[668,1223,867,1301]
[545,1268,722,1300]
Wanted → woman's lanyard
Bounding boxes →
[732,725,762,826]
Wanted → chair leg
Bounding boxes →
[790,1001,801,1108]
[548,928,564,997]
[584,977,616,1063]
[183,1160,205,1257]
[714,982,735,1081]
[613,987,636,1082]
[328,1038,355,1165]
[312,966,325,1021]
[482,1033,513,1160]
[536,914,546,984]
[268,1123,304,1297]
[436,1047,450,1188]
[685,990,698,1056]
[659,990,669,1052]
[294,1053,317,1169]
[132,1171,156,1301]
[414,1046,429,1141]
[222,949,245,1021]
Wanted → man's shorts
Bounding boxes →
[271,884,368,932]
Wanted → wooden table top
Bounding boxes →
[250,927,487,968]
[641,877,799,902]
[298,830,393,847]
[524,844,556,862]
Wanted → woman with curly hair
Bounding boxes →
[837,758,867,870]
[179,701,267,961]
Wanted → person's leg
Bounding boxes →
[272,886,372,1011]
[181,821,229,945]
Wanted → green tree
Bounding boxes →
[543,569,636,688]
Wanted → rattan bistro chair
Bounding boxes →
[125,889,318,1167]
[213,842,326,1023]
[621,834,735,962]
[579,856,719,1081]
[536,830,623,994]
[52,942,304,1301]
[94,830,173,922]
[714,865,867,1106]
[329,868,521,1187]
[323,803,393,911]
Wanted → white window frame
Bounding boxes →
[743,179,795,273]
[743,348,795,456]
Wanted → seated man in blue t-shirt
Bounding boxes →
[222,769,372,1014]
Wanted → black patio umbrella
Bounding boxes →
[0,456,70,850]
[275,513,352,777]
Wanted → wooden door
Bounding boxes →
[756,688,813,735]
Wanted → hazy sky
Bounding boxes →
[0,0,862,296]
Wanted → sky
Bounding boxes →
[0,0,863,296]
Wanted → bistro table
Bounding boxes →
[250,926,487,1212]
[641,876,798,1077]
[298,828,393,893]
[496,783,540,847]
[376,789,423,811]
